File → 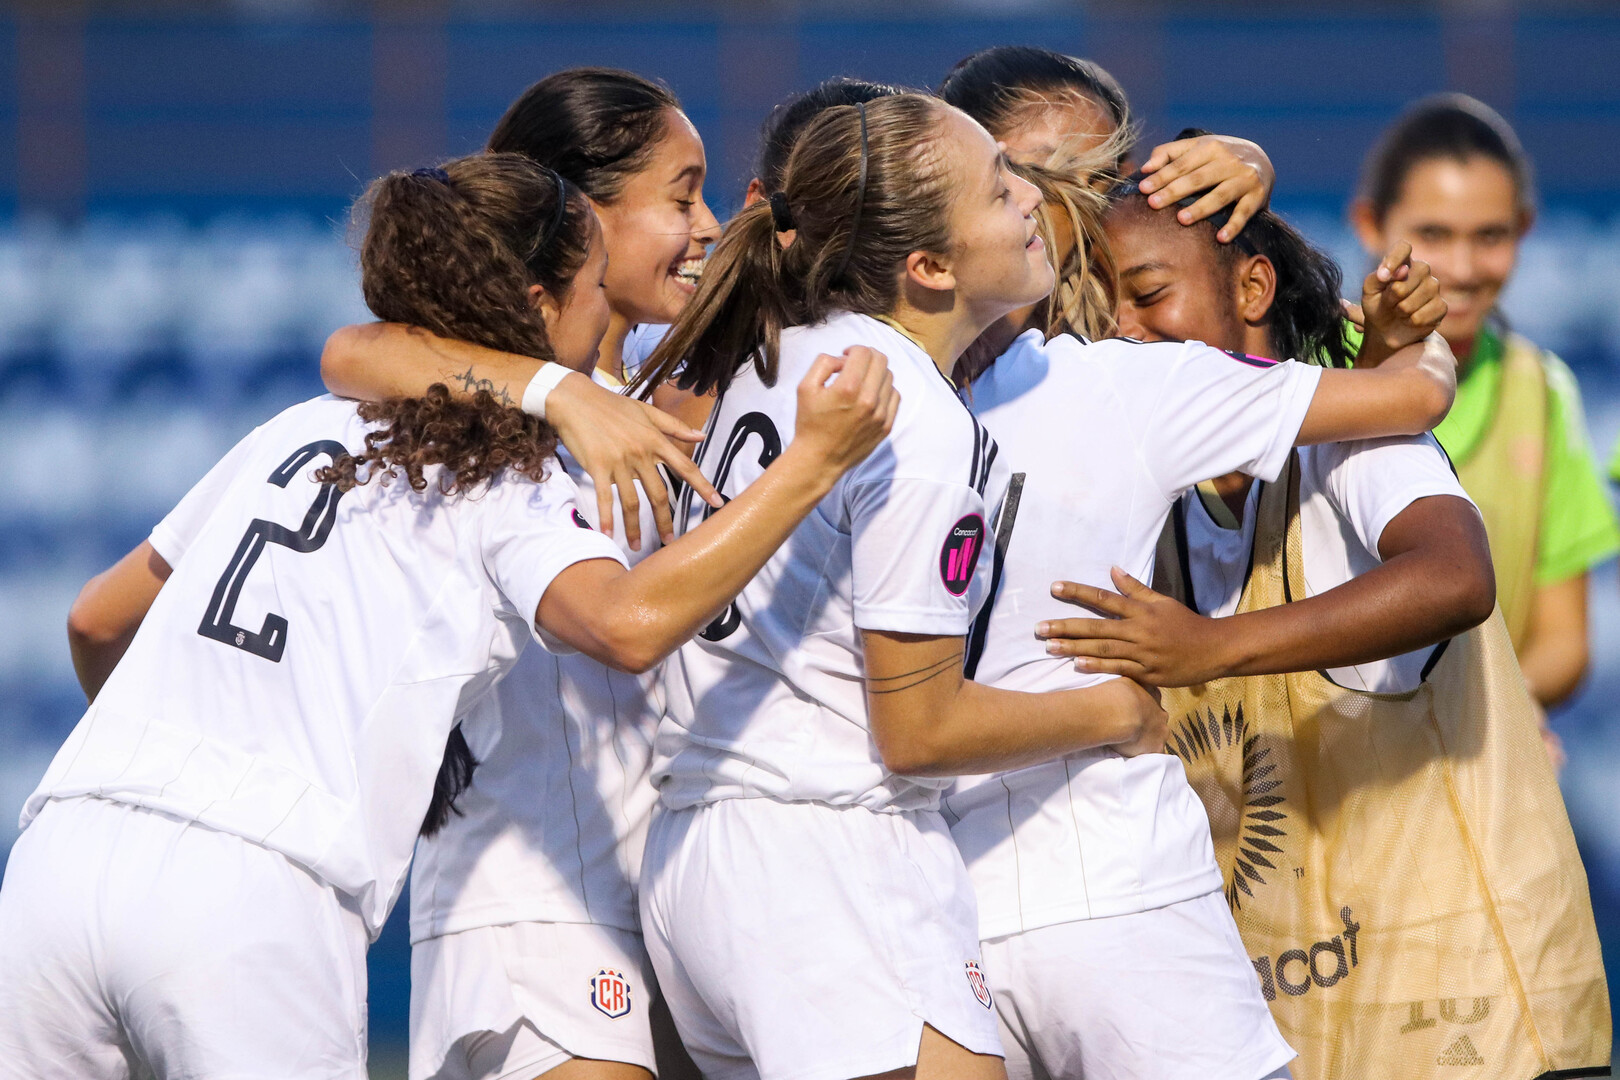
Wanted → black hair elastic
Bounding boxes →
[412,166,451,184]
[831,101,870,284]
[537,166,570,253]
[768,191,795,233]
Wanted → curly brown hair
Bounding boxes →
[318,152,594,498]
[323,152,597,836]
[315,384,557,495]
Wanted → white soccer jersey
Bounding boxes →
[410,371,665,942]
[1179,434,1472,693]
[23,395,626,936]
[653,311,1010,812]
[944,331,1322,937]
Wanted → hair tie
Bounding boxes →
[536,166,570,254]
[412,166,451,185]
[831,101,870,285]
[768,191,795,233]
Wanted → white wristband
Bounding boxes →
[520,362,572,419]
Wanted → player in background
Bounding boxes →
[324,67,725,553]
[0,153,897,1080]
[1352,94,1619,747]
[1038,181,1609,1079]
[628,93,1164,1080]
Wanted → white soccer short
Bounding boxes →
[410,920,657,1080]
[0,796,368,1080]
[640,798,1003,1080]
[983,889,1296,1080]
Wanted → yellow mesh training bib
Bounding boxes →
[1153,453,1609,1080]
[1454,332,1548,651]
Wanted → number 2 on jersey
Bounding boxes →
[197,440,349,663]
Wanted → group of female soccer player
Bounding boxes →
[0,43,1610,1080]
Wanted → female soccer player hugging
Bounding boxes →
[1034,176,1608,1080]
[316,67,731,1080]
[626,92,1166,1080]
[323,67,726,554]
[938,181,1459,1080]
[0,152,896,1080]
[903,51,1458,1080]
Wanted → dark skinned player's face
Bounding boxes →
[1106,208,1248,355]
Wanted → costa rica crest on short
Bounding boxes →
[964,960,992,1009]
[590,968,632,1019]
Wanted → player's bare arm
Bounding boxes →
[860,629,1166,777]
[1297,332,1456,445]
[67,540,173,701]
[1520,574,1591,708]
[1291,246,1453,445]
[537,347,898,673]
[1039,494,1495,687]
[321,321,722,550]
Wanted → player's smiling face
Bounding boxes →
[590,108,721,327]
[933,107,1055,322]
[1106,204,1249,355]
[1355,154,1525,352]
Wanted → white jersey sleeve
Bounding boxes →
[847,476,991,636]
[149,423,266,566]
[1304,433,1470,563]
[1092,340,1321,494]
[1296,434,1475,693]
[844,347,998,636]
[479,470,630,646]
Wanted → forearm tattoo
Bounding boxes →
[448,365,516,408]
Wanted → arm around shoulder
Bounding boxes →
[1299,333,1456,446]
[535,347,899,673]
[862,629,1166,776]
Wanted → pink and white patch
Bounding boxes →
[939,514,985,597]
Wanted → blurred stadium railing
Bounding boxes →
[1,8,1616,1069]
